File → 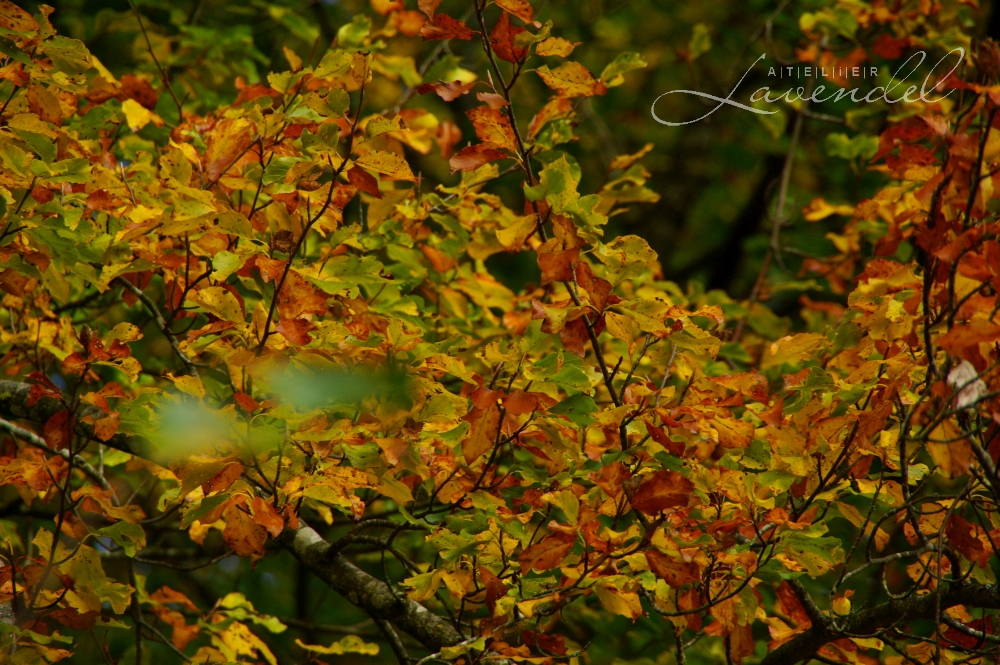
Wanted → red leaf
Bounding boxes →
[419,13,476,41]
[234,391,262,413]
[449,143,509,173]
[348,167,382,199]
[490,11,527,63]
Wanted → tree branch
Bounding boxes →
[759,581,1000,665]
[278,524,463,652]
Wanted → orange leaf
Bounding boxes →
[467,106,519,153]
[251,496,286,538]
[223,501,267,560]
[449,143,508,173]
[528,98,575,139]
[462,403,501,464]
[204,118,253,182]
[202,462,244,495]
[275,318,317,346]
[630,470,693,515]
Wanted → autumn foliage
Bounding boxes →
[2,0,1000,664]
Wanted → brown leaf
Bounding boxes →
[775,581,812,629]
[537,241,578,283]
[419,13,477,41]
[560,317,588,358]
[223,502,267,560]
[477,91,509,109]
[449,143,508,173]
[392,10,426,37]
[348,167,382,199]
[645,550,700,587]
[946,513,987,565]
[418,0,441,17]
[31,186,53,204]
[519,532,574,573]
[575,262,612,311]
[436,120,462,158]
[502,390,539,415]
[120,74,159,110]
[630,470,693,515]
[27,84,63,125]
[275,317,317,345]
[478,566,508,615]
[93,412,120,442]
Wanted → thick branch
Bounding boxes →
[759,581,1000,665]
[279,524,463,652]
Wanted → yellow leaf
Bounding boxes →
[802,197,855,222]
[295,635,379,656]
[188,286,244,323]
[536,37,579,57]
[535,62,607,98]
[594,585,642,619]
[496,213,537,250]
[354,149,415,181]
[121,98,154,132]
[169,374,207,398]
